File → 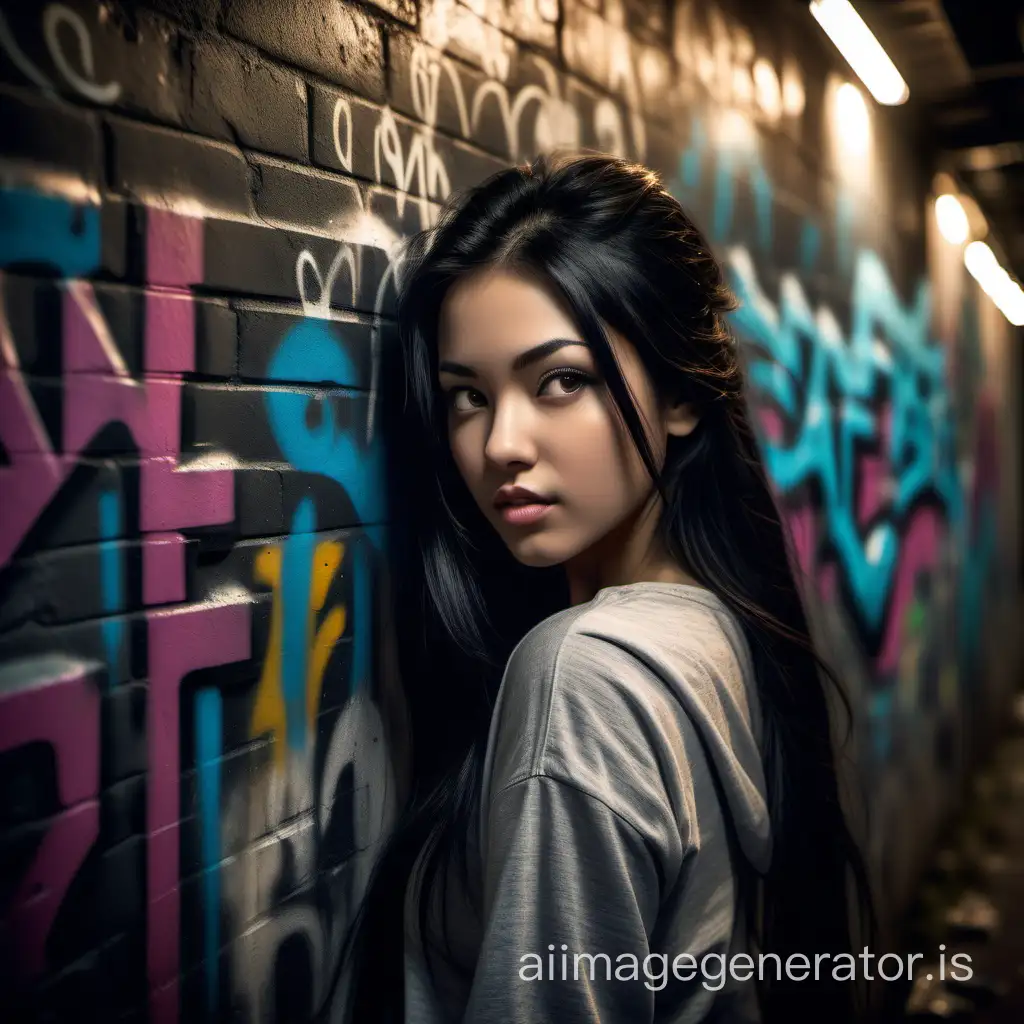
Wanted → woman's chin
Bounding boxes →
[504,537,570,569]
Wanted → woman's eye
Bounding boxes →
[448,387,486,412]
[540,371,591,397]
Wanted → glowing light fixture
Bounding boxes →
[965,241,1024,327]
[935,194,969,245]
[834,82,870,156]
[809,0,910,105]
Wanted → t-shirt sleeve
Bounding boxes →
[463,772,664,1023]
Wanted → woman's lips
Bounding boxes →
[499,502,555,525]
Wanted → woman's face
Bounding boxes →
[436,266,693,570]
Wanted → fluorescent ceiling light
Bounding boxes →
[810,0,910,105]
[965,241,1024,327]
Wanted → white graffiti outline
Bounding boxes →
[296,246,358,319]
[43,4,121,105]
[331,97,353,174]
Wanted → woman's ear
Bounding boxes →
[664,400,700,438]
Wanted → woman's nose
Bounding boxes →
[483,395,536,467]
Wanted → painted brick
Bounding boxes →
[31,934,142,1023]
[0,617,134,686]
[0,540,141,631]
[420,0,517,75]
[201,218,391,313]
[234,467,286,537]
[389,31,482,140]
[0,192,132,282]
[179,742,269,844]
[184,382,282,462]
[236,305,373,388]
[0,3,190,128]
[2,275,235,380]
[16,459,126,554]
[3,276,75,376]
[0,85,103,189]
[105,116,254,220]
[53,836,145,951]
[250,157,363,235]
[343,100,506,195]
[185,381,374,465]
[309,83,383,182]
[223,0,386,101]
[0,741,57,833]
[281,471,362,530]
[364,184,438,241]
[99,775,146,851]
[473,0,560,51]
[189,37,309,162]
[102,683,149,784]
[195,299,239,379]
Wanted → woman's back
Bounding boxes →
[404,583,770,1023]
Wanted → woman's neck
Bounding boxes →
[563,493,701,605]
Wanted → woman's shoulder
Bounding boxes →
[486,582,755,793]
[503,582,750,701]
[482,582,771,873]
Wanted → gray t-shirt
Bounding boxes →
[403,582,772,1023]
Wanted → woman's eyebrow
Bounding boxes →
[438,338,588,378]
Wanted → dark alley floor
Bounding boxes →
[891,693,1024,1022]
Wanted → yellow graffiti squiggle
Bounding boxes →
[251,539,346,765]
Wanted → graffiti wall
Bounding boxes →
[0,0,1019,1020]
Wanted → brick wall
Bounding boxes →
[0,0,1019,1021]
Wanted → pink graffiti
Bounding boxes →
[143,532,186,606]
[0,657,101,977]
[0,211,232,568]
[786,505,817,581]
[858,405,892,527]
[876,506,941,674]
[857,454,887,526]
[146,602,251,1024]
[1,207,247,1010]
[0,292,66,567]
[758,406,784,443]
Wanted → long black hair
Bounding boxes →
[332,153,875,1023]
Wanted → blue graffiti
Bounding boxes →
[98,489,124,685]
[836,188,856,275]
[730,248,962,630]
[670,111,972,634]
[958,500,996,679]
[676,115,774,253]
[195,687,223,1015]
[265,319,386,527]
[282,497,318,752]
[0,188,101,277]
[799,221,822,275]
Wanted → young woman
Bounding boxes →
[337,153,874,1023]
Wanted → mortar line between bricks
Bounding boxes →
[0,507,392,564]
